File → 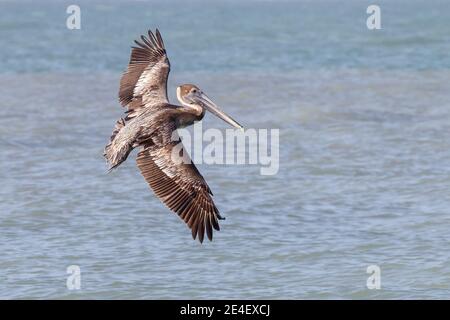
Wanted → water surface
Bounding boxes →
[1,0,450,299]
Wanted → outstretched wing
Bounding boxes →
[136,135,224,243]
[119,29,170,120]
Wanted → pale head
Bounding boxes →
[176,84,243,130]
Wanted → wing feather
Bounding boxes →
[119,29,170,120]
[136,139,223,243]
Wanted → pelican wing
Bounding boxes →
[136,138,223,243]
[119,29,170,119]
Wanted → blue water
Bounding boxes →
[1,0,450,299]
[1,0,449,73]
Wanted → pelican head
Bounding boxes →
[177,84,243,130]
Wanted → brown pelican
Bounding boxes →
[104,29,243,243]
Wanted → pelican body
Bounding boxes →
[104,29,242,243]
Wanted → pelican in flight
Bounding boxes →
[104,29,243,243]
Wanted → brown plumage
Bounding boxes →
[104,29,243,243]
[119,29,170,120]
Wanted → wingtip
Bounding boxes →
[191,227,210,244]
[155,28,165,49]
[106,165,115,174]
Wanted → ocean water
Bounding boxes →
[1,0,450,299]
